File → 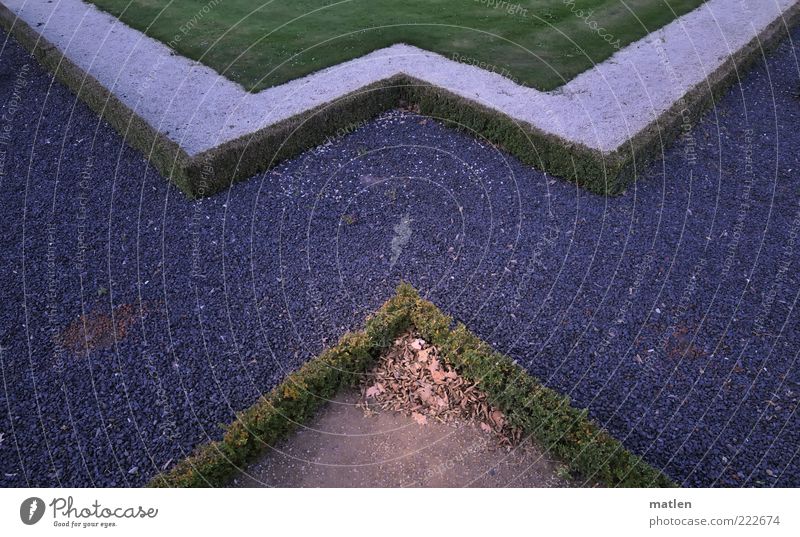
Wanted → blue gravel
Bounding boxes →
[1,26,798,488]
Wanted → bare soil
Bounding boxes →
[234,331,576,488]
[232,389,574,487]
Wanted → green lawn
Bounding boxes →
[89,0,705,92]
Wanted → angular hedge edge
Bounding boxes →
[4,3,795,198]
[149,284,674,488]
[0,2,191,190]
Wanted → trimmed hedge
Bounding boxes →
[149,288,414,487]
[186,76,404,198]
[407,290,673,487]
[0,2,192,186]
[150,283,674,488]
[4,2,797,199]
[398,79,627,195]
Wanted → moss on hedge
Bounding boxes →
[407,290,673,487]
[397,78,628,195]
[0,3,192,191]
[3,2,798,199]
[148,288,414,487]
[186,77,405,198]
[149,283,674,488]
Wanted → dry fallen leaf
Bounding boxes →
[416,386,434,404]
[430,369,446,384]
[365,384,384,398]
[417,348,431,362]
[491,410,505,428]
[412,412,428,425]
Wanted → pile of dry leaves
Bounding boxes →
[360,333,522,448]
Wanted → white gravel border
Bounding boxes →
[2,0,797,158]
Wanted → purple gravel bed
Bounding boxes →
[0,26,798,488]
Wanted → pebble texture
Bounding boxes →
[0,25,798,488]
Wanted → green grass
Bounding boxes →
[150,283,674,488]
[88,0,705,92]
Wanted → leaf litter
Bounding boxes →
[359,332,523,449]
